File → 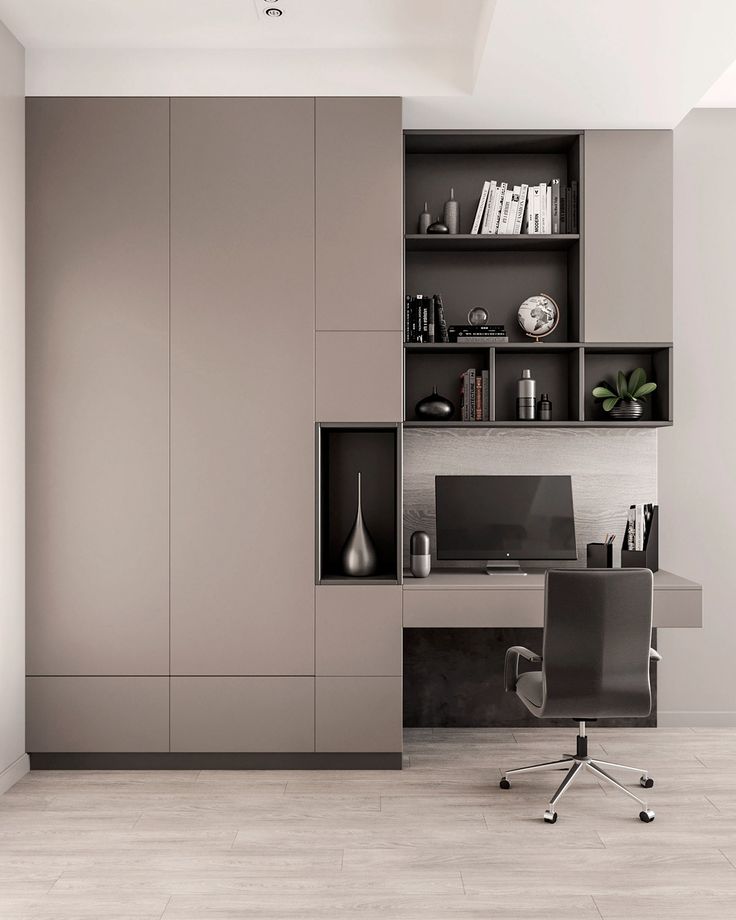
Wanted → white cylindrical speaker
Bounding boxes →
[410,531,431,578]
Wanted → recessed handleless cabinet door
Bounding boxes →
[316,331,403,422]
[26,98,170,676]
[27,677,169,752]
[316,586,402,676]
[170,99,315,676]
[585,130,673,342]
[170,678,314,752]
[316,677,403,753]
[316,98,402,331]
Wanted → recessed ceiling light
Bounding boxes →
[254,0,285,19]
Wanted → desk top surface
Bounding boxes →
[402,568,701,591]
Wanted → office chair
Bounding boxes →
[500,568,661,824]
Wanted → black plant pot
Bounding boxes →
[415,387,455,421]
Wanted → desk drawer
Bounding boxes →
[653,589,702,628]
[403,589,543,628]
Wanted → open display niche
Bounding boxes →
[583,345,672,426]
[404,131,583,343]
[494,347,581,423]
[317,425,401,585]
[405,345,491,423]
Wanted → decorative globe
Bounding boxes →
[517,293,559,341]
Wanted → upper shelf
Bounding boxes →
[405,233,580,253]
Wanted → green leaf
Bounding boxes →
[592,386,616,398]
[628,367,646,396]
[633,381,657,398]
[617,370,629,398]
[602,396,620,412]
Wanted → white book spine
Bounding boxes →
[635,504,645,551]
[497,189,514,234]
[471,181,491,234]
[504,186,521,235]
[546,185,552,233]
[490,181,507,234]
[512,184,529,234]
[531,186,541,234]
[525,186,534,233]
[627,506,636,550]
[481,180,498,234]
[538,183,547,233]
[551,179,560,234]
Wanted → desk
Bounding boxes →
[402,569,702,629]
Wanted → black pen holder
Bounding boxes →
[587,543,613,568]
[621,506,659,573]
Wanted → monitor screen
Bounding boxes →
[435,475,577,561]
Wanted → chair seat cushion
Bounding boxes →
[516,671,544,710]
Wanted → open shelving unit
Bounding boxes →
[403,130,672,429]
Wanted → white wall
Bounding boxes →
[0,20,27,791]
[658,108,736,726]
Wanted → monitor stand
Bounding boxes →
[485,560,528,576]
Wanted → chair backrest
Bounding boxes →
[540,568,654,719]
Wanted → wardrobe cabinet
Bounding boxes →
[169,98,316,678]
[584,130,673,342]
[26,99,170,678]
[26,96,404,761]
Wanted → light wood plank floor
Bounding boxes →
[1,728,736,919]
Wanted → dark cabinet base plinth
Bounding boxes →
[29,752,402,771]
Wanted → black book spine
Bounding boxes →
[434,294,450,343]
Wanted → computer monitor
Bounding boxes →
[435,475,577,568]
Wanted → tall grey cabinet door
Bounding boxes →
[584,131,673,342]
[170,99,315,676]
[26,99,170,676]
[316,98,402,331]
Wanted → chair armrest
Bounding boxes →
[649,647,662,662]
[504,645,542,693]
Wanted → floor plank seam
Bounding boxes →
[705,793,721,813]
[459,870,467,895]
[158,895,172,919]
[591,895,606,919]
[718,848,736,871]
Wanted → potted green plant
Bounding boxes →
[592,368,657,420]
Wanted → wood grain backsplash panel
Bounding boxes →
[403,428,657,569]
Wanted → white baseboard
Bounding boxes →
[658,711,736,728]
[0,753,30,795]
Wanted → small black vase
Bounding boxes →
[415,387,455,421]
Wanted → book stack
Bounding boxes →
[405,293,450,343]
[459,368,491,421]
[626,503,654,551]
[470,179,578,235]
[448,324,508,344]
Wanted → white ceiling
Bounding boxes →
[2,0,736,127]
[0,0,482,50]
[697,57,736,107]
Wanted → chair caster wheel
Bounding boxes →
[640,776,654,788]
[543,810,558,824]
[639,810,655,823]
[499,778,511,790]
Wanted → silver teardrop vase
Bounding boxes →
[341,472,378,577]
